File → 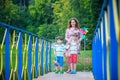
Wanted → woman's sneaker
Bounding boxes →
[66,69,71,73]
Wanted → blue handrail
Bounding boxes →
[92,0,119,80]
[0,22,50,41]
[0,22,52,80]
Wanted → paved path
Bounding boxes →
[34,72,94,80]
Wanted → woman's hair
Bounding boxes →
[68,18,80,29]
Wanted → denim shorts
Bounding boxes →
[56,56,63,66]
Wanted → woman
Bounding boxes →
[65,18,82,73]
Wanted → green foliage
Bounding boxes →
[37,24,59,39]
[0,0,103,49]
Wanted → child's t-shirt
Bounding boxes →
[69,41,79,54]
[54,44,66,57]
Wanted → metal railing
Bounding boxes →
[0,22,52,80]
[92,0,119,80]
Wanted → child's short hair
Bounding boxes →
[71,33,78,37]
[56,36,63,40]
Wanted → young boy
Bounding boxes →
[54,36,65,74]
[67,33,80,74]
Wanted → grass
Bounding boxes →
[52,50,92,72]
[77,50,92,71]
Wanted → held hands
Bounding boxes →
[65,53,70,57]
[67,39,71,44]
[66,44,70,50]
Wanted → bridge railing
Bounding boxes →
[92,0,119,80]
[0,22,52,80]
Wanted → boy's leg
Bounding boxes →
[55,66,59,74]
[70,54,75,74]
[71,62,76,74]
[73,54,77,74]
[70,63,73,70]
[70,63,73,74]
[60,66,62,71]
[59,57,64,74]
[55,57,59,74]
[73,63,76,71]
[60,66,64,74]
[55,66,58,70]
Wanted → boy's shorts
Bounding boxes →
[70,54,77,63]
[56,56,63,66]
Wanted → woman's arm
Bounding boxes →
[65,28,70,42]
[77,29,83,43]
[79,29,83,41]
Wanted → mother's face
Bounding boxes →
[71,20,76,27]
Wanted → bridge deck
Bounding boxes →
[34,72,94,80]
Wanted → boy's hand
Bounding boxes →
[66,45,70,49]
[77,40,80,44]
[54,51,56,55]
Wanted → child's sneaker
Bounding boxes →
[60,70,64,74]
[55,70,59,74]
[73,70,76,74]
[70,70,76,74]
[70,70,74,74]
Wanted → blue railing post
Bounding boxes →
[93,37,96,79]
[108,0,118,79]
[41,39,44,75]
[46,41,48,73]
[96,31,99,80]
[28,35,32,80]
[18,32,22,80]
[35,37,38,77]
[99,28,103,80]
[92,0,119,80]
[103,13,107,80]
[5,28,10,80]
[100,18,105,80]
[49,42,52,72]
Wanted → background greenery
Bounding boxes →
[0,0,103,49]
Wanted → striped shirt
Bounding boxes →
[69,41,79,54]
[54,44,65,57]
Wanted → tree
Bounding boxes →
[37,24,59,40]
[0,0,103,49]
